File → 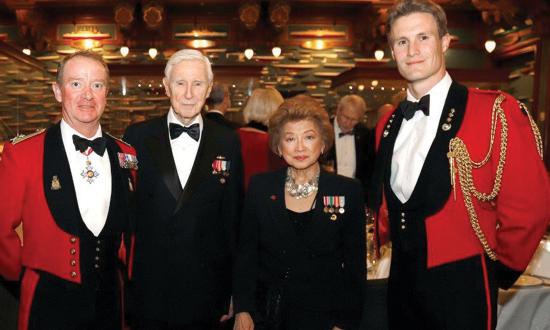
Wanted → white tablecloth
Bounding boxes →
[497,285,550,330]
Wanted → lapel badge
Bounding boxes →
[441,108,455,132]
[270,195,277,201]
[330,214,338,221]
[219,177,226,184]
[212,155,231,177]
[118,152,138,170]
[51,175,61,190]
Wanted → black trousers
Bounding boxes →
[132,318,232,330]
[387,252,498,330]
[28,272,121,330]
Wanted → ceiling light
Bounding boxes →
[484,40,496,53]
[22,48,31,56]
[272,46,282,57]
[244,48,254,60]
[148,48,158,59]
[120,46,129,57]
[374,49,384,61]
[371,80,379,87]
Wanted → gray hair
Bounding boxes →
[164,49,213,82]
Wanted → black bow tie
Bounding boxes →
[399,94,430,120]
[338,131,354,138]
[72,135,107,156]
[169,123,200,141]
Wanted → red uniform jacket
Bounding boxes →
[372,87,550,274]
[0,127,137,329]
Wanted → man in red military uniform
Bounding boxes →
[368,1,550,329]
[0,51,137,330]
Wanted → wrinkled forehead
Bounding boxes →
[167,59,210,81]
[62,56,108,81]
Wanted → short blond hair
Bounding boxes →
[242,88,284,126]
[56,51,109,86]
[268,95,334,154]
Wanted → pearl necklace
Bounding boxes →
[285,167,319,199]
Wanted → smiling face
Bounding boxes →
[389,12,451,97]
[163,59,213,125]
[278,119,324,172]
[52,56,108,137]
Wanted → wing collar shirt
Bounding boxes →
[167,108,202,190]
[390,72,453,203]
[60,119,111,237]
[334,117,356,179]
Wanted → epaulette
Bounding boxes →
[105,132,132,148]
[470,88,501,95]
[10,129,45,145]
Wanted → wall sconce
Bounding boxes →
[272,47,282,57]
[120,46,129,57]
[374,49,385,61]
[302,39,327,50]
[185,39,216,49]
[63,26,110,50]
[484,40,496,53]
[148,47,158,59]
[244,48,254,60]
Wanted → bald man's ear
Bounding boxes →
[52,83,62,103]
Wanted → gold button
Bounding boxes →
[70,248,76,255]
[70,237,77,243]
[70,271,77,277]
[70,259,76,266]
[95,256,100,261]
[95,247,100,252]
[401,218,405,223]
[94,264,99,269]
[401,225,406,230]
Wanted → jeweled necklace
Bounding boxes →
[285,167,319,199]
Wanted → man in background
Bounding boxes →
[322,94,375,200]
[205,83,239,129]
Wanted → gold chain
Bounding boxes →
[519,102,544,159]
[447,94,508,261]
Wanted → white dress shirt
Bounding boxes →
[390,72,453,203]
[167,109,202,190]
[334,118,356,179]
[60,120,111,237]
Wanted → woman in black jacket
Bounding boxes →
[233,95,366,330]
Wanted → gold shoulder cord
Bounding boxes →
[519,102,544,159]
[447,94,508,261]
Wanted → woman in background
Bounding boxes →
[238,88,285,189]
[233,95,366,330]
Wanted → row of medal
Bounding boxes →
[323,196,345,221]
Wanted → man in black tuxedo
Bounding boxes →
[322,95,375,200]
[205,83,239,129]
[124,49,243,329]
